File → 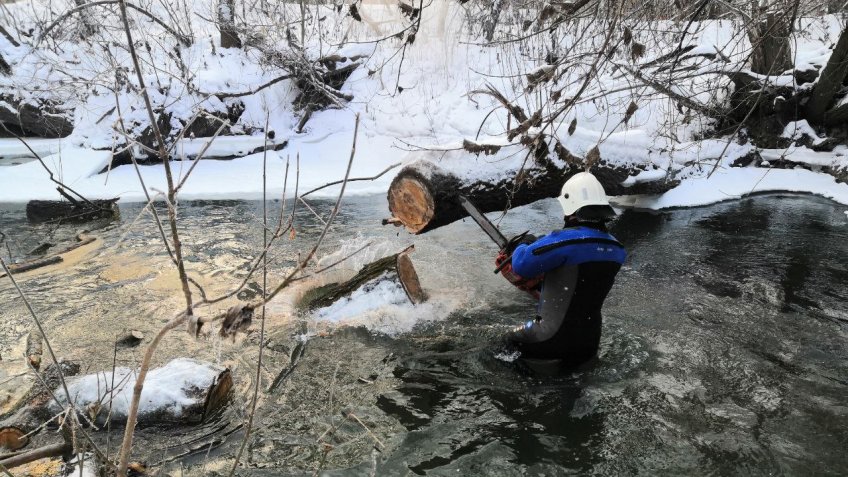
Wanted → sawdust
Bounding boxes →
[11,458,63,476]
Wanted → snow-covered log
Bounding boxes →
[0,95,73,138]
[48,358,233,427]
[385,158,677,234]
[299,246,426,310]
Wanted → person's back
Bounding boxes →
[496,172,626,365]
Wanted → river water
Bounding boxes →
[0,194,846,475]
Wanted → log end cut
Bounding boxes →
[387,176,435,234]
[202,369,233,421]
[396,253,426,304]
[0,426,28,451]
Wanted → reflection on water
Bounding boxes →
[0,194,846,475]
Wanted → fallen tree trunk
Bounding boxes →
[0,442,70,469]
[385,157,677,234]
[0,233,98,278]
[0,95,73,138]
[299,245,426,310]
[26,198,119,223]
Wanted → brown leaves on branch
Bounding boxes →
[219,305,255,339]
[463,139,502,155]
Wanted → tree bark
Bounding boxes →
[483,0,505,41]
[385,157,678,235]
[218,0,241,49]
[806,27,848,124]
[748,9,793,75]
[298,246,426,309]
[0,95,73,138]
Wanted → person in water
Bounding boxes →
[495,172,626,366]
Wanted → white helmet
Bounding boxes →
[558,172,616,220]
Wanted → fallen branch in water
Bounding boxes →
[0,442,71,470]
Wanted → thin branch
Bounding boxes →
[300,162,402,198]
[199,73,293,99]
[38,0,191,46]
[228,113,271,476]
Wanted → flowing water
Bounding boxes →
[1,194,846,476]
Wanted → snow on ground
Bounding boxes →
[0,2,846,207]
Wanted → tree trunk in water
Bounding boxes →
[298,246,426,310]
[218,0,242,48]
[385,157,678,235]
[806,27,848,125]
[748,10,793,75]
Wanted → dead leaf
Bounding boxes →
[623,101,638,124]
[568,118,577,136]
[585,146,601,169]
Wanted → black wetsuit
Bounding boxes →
[506,225,626,364]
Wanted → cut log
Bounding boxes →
[49,358,232,427]
[299,245,426,310]
[386,158,677,234]
[0,426,27,451]
[25,198,119,223]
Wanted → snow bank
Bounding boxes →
[614,165,848,209]
[0,2,846,209]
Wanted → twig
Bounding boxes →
[199,73,293,99]
[300,162,402,198]
[38,0,191,46]
[227,113,271,477]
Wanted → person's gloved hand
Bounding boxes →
[495,248,543,299]
[503,232,537,255]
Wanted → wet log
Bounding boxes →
[385,157,677,234]
[0,442,70,469]
[0,233,97,278]
[299,245,426,310]
[25,198,119,223]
